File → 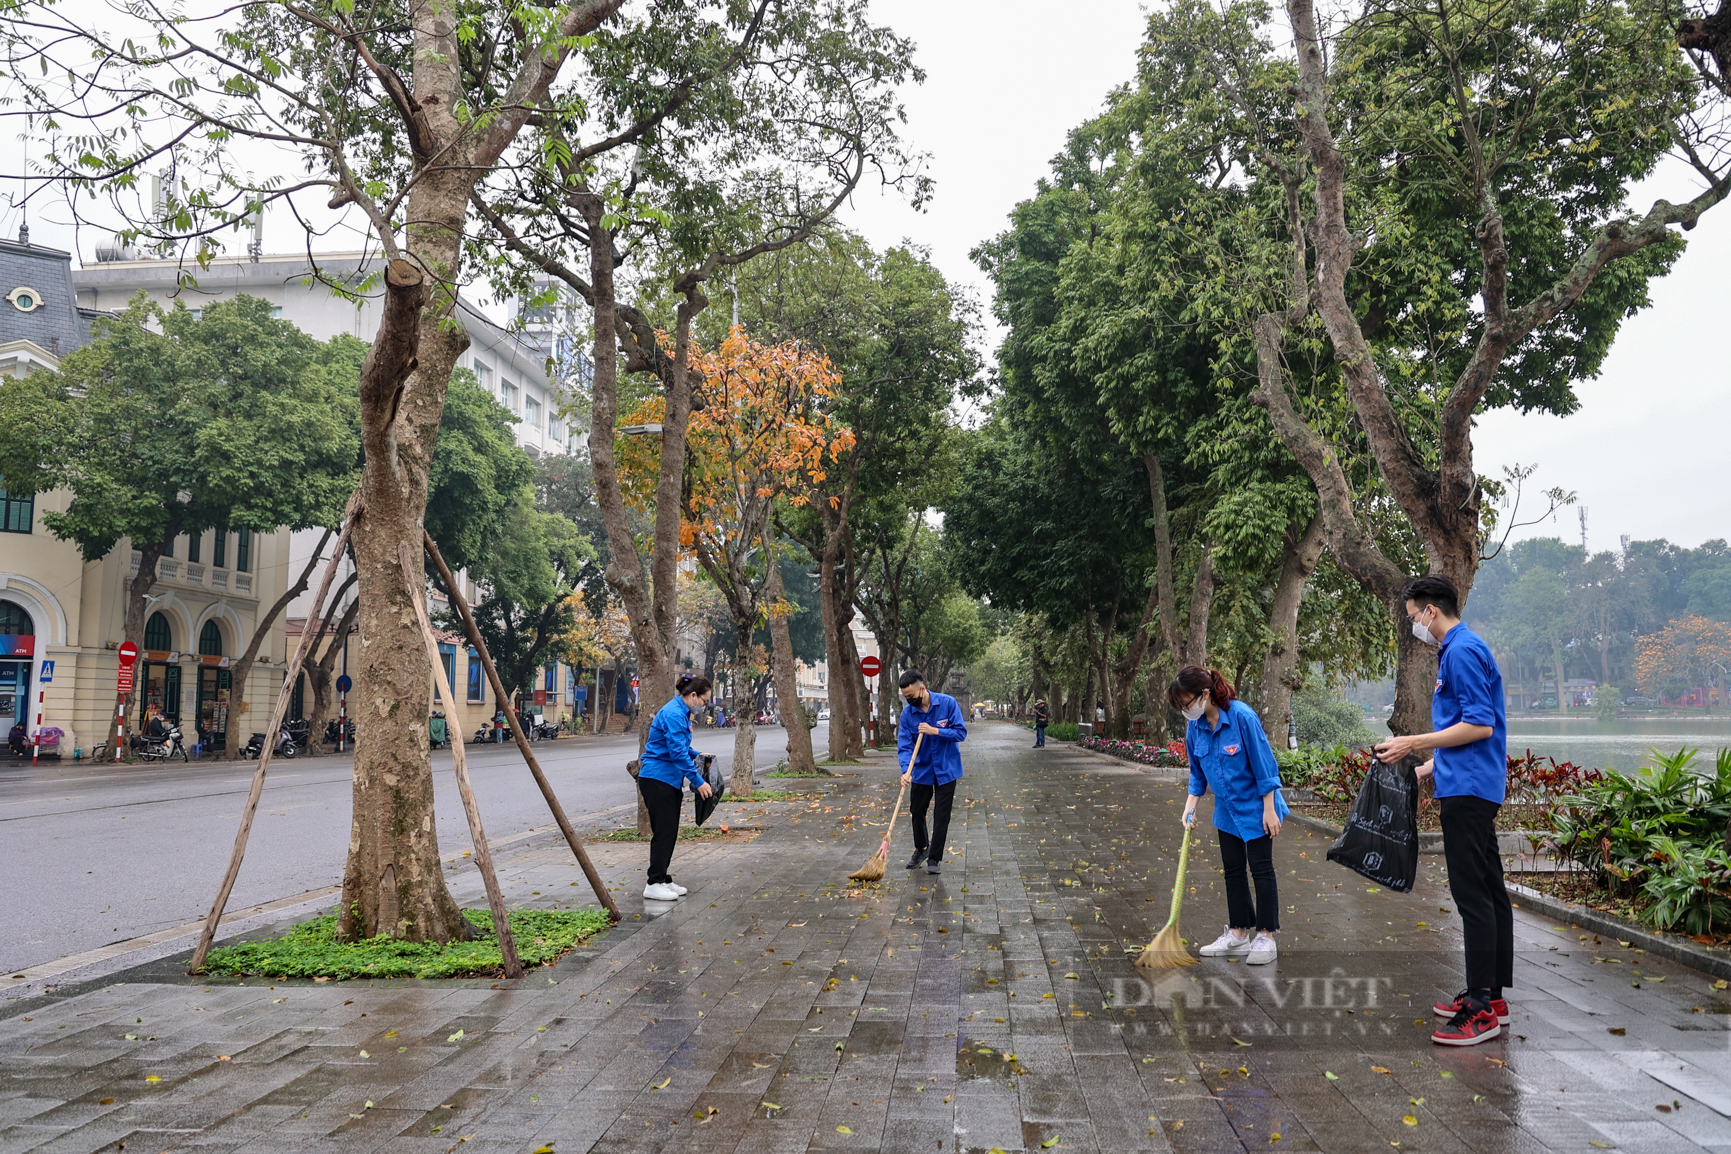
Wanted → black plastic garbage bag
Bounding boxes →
[1326,757,1420,893]
[692,754,725,826]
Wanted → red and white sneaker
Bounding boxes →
[1433,992,1509,1025]
[1431,1004,1502,1046]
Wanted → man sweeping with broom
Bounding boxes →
[896,670,967,876]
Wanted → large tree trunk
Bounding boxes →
[1553,642,1569,715]
[729,620,758,797]
[340,251,473,944]
[767,561,816,773]
[1257,511,1326,748]
[835,614,867,759]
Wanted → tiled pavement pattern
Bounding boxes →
[3,723,1729,1154]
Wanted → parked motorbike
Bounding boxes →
[532,717,560,740]
[324,717,355,745]
[137,724,189,763]
[242,727,298,760]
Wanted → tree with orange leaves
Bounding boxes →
[1635,616,1731,710]
[620,328,854,795]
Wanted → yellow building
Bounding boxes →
[0,229,294,757]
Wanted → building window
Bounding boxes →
[145,612,173,651]
[525,395,541,429]
[467,648,484,701]
[545,665,557,692]
[236,527,251,573]
[438,643,456,695]
[187,531,201,564]
[212,531,227,569]
[0,600,32,635]
[199,620,224,657]
[0,487,32,533]
[503,379,519,414]
[475,362,493,393]
[547,410,561,440]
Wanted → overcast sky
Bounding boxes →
[8,0,1725,554]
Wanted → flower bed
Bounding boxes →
[1078,736,1187,768]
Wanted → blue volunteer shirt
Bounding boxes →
[1432,621,1508,804]
[1187,699,1289,843]
[639,695,703,790]
[898,690,967,784]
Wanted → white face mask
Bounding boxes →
[1411,611,1438,646]
[1181,697,1207,722]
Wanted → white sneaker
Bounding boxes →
[668,882,688,896]
[1246,934,1278,965]
[1198,927,1252,957]
[643,882,680,901]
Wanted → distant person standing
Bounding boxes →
[898,670,968,875]
[637,674,715,902]
[1032,699,1050,747]
[1375,574,1511,1047]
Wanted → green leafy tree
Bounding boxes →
[0,294,358,746]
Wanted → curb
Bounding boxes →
[1506,880,1731,983]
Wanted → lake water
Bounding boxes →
[1368,716,1731,774]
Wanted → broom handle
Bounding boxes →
[1165,822,1193,928]
[878,731,923,853]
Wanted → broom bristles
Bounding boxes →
[1134,921,1198,969]
[849,844,889,881]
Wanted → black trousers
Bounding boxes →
[1440,794,1514,992]
[638,777,683,884]
[1218,828,1280,932]
[910,780,957,863]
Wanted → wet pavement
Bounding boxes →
[2,722,1728,1153]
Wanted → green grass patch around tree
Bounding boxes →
[767,769,832,778]
[202,908,610,981]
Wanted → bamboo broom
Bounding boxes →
[1134,819,1200,970]
[849,732,923,882]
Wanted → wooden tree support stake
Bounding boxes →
[189,502,357,974]
[400,540,523,979]
[424,532,622,922]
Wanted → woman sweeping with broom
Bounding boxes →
[1172,666,1288,965]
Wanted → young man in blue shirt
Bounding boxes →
[1375,574,1511,1047]
[897,669,967,875]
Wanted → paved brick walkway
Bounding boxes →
[4,723,1730,1153]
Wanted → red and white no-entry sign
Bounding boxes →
[859,655,881,678]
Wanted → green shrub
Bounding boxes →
[1552,747,1731,935]
[1593,685,1623,721]
[1275,744,1348,789]
[1046,721,1079,742]
[203,907,611,980]
[1291,691,1378,747]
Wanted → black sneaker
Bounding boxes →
[905,849,927,869]
[926,862,942,875]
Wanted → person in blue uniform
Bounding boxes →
[1375,573,1511,1047]
[637,674,714,902]
[1173,666,1288,965]
[897,669,968,876]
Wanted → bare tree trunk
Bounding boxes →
[307,593,359,754]
[340,253,474,944]
[226,528,334,760]
[1184,546,1219,668]
[729,620,758,797]
[1553,643,1569,715]
[836,618,867,759]
[1257,512,1326,748]
[767,561,816,773]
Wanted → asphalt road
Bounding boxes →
[0,723,829,974]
